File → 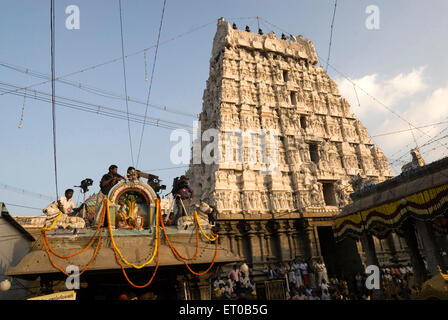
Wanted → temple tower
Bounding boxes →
[187,18,394,275]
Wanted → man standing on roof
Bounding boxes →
[100,165,124,195]
[171,175,193,226]
[93,165,124,226]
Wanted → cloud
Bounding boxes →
[337,66,427,119]
[336,67,448,174]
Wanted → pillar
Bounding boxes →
[264,233,274,261]
[291,230,299,258]
[415,220,443,277]
[235,234,243,257]
[277,221,293,261]
[302,223,319,259]
[386,233,399,264]
[197,277,211,300]
[248,231,262,263]
[312,226,322,258]
[175,275,188,300]
[360,233,385,300]
[401,220,427,286]
[286,230,294,261]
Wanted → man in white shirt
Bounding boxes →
[213,276,226,289]
[58,189,81,215]
[300,262,310,287]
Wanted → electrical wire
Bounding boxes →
[326,0,338,72]
[3,203,43,210]
[371,120,448,138]
[0,183,54,201]
[137,0,167,168]
[0,19,217,99]
[118,0,135,166]
[0,61,197,118]
[50,0,58,200]
[259,16,448,154]
[0,81,193,132]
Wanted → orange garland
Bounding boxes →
[42,204,106,259]
[42,197,220,288]
[159,202,219,276]
[42,199,107,277]
[108,199,160,288]
[159,207,200,261]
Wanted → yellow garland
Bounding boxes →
[106,198,159,269]
[42,213,63,231]
[194,210,218,241]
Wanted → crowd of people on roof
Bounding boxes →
[42,164,204,230]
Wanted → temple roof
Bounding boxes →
[6,231,240,277]
[343,156,448,216]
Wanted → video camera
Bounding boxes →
[137,171,166,194]
[75,178,93,193]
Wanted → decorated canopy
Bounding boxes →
[333,156,448,241]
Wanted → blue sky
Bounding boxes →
[1,0,447,215]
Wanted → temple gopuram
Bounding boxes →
[186,18,396,282]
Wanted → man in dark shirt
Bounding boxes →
[171,175,193,225]
[94,165,123,226]
[100,165,124,195]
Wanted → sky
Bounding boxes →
[0,0,447,216]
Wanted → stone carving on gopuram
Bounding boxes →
[186,18,394,266]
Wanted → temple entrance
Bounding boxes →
[317,226,340,278]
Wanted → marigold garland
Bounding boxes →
[42,196,221,289]
[42,200,107,277]
[108,198,160,288]
[160,204,219,276]
[42,208,106,259]
[194,210,218,241]
[159,204,200,261]
[42,213,63,231]
[106,198,158,269]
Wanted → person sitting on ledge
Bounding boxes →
[58,189,83,216]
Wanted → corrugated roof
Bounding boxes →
[0,202,36,242]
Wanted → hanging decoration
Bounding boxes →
[144,50,149,82]
[41,183,220,289]
[18,88,26,128]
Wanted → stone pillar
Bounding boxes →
[415,220,443,277]
[292,230,301,258]
[257,231,266,262]
[197,277,211,300]
[302,225,314,260]
[386,233,399,264]
[286,229,295,261]
[248,230,262,263]
[235,234,243,257]
[277,222,291,261]
[312,226,322,258]
[303,224,319,259]
[401,220,426,286]
[226,222,236,255]
[360,233,385,300]
[175,275,188,300]
[264,233,274,261]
